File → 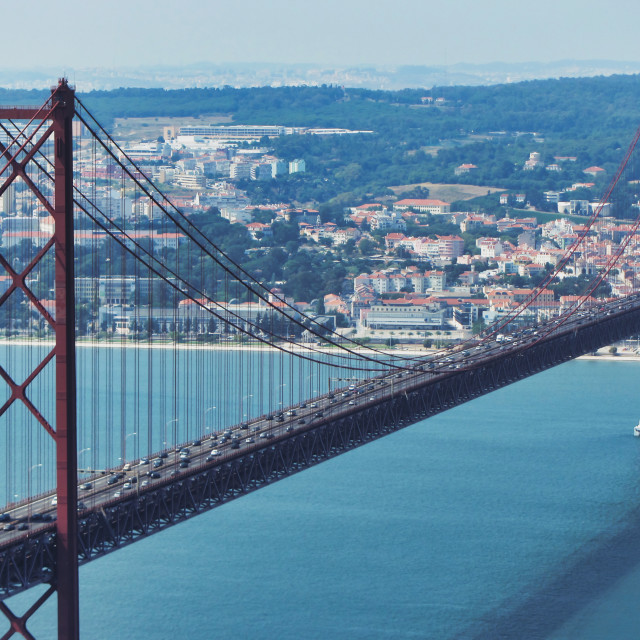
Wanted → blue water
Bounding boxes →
[7,359,640,639]
[0,344,342,504]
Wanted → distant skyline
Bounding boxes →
[5,0,640,73]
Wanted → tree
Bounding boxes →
[272,220,299,244]
[335,313,350,328]
[358,238,376,256]
[342,239,356,256]
[253,209,275,224]
[472,320,485,335]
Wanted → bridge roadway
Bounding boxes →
[2,295,640,597]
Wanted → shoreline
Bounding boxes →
[1,338,639,361]
[578,353,640,362]
[0,337,427,357]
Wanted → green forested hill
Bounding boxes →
[3,74,640,208]
[3,75,639,141]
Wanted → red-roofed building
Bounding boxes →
[245,222,273,240]
[324,294,349,316]
[459,270,480,285]
[558,295,596,312]
[352,203,387,212]
[460,214,497,233]
[393,198,451,215]
[384,233,407,250]
[454,163,478,176]
[477,237,504,258]
[436,235,464,259]
[570,182,595,190]
[496,216,537,232]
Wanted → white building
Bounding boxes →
[370,212,406,231]
[175,171,207,190]
[177,125,287,140]
[230,162,253,180]
[393,199,451,215]
[221,208,252,224]
[289,159,306,174]
[360,302,448,330]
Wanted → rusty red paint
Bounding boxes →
[51,78,79,640]
[0,79,79,639]
[0,584,56,639]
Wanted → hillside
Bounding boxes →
[3,74,639,209]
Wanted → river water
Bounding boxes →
[6,358,640,639]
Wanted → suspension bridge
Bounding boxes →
[1,79,640,638]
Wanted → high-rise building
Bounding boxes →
[289,159,306,174]
[1,183,15,215]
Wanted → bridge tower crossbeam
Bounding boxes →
[0,80,79,639]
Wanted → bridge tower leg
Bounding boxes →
[52,79,79,640]
[0,79,79,638]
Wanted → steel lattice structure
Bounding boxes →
[0,80,78,639]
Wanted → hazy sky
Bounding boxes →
[7,0,640,69]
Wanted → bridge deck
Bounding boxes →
[2,297,640,597]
